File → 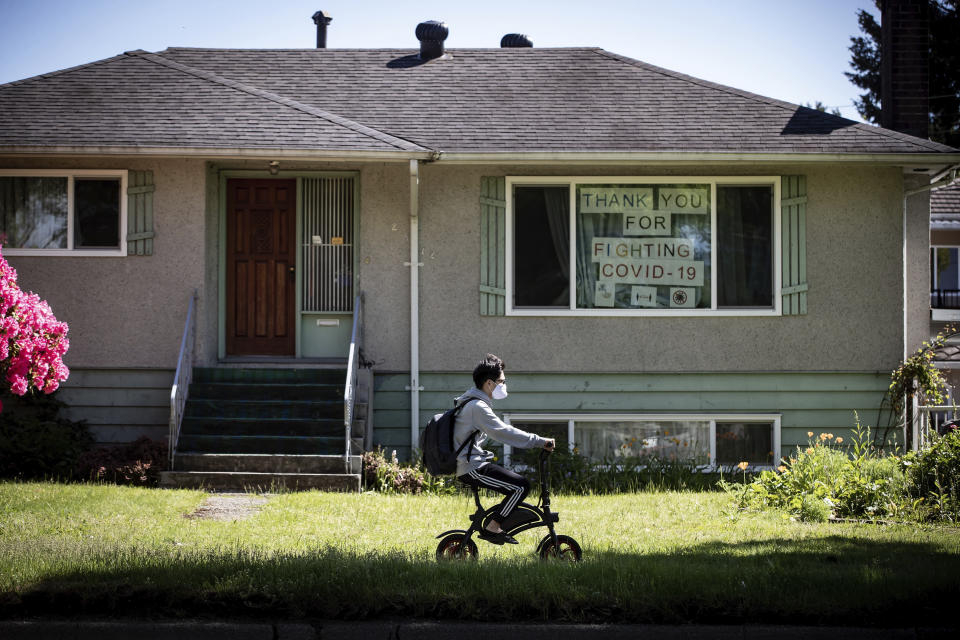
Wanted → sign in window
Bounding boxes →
[511,179,775,313]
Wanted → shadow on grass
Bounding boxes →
[3,535,958,626]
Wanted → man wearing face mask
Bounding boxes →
[452,353,556,545]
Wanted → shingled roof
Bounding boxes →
[932,184,960,230]
[2,47,958,157]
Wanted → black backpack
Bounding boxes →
[419,398,479,476]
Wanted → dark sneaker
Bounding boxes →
[477,530,518,545]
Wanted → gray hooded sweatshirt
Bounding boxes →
[452,387,549,477]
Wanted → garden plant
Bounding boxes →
[0,246,70,408]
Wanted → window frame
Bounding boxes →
[930,244,960,320]
[505,175,781,316]
[0,169,128,257]
[501,412,782,470]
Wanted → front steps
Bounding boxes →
[162,453,361,491]
[160,367,369,492]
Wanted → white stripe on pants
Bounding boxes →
[464,464,529,520]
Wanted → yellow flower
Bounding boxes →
[805,447,815,455]
[777,465,787,473]
[835,437,843,444]
[737,461,749,471]
[807,431,814,437]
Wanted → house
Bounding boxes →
[2,14,958,488]
[931,183,960,396]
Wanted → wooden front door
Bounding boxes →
[226,179,296,356]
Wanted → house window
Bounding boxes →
[508,177,778,315]
[0,170,127,256]
[931,247,960,309]
[505,414,779,469]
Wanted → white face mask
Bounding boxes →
[492,382,508,400]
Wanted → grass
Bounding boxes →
[1,481,959,625]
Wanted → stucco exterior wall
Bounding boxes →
[904,174,931,356]
[416,163,908,374]
[2,157,920,379]
[3,157,206,370]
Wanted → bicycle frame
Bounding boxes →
[435,450,560,556]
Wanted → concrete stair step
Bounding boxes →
[193,367,345,385]
[177,434,344,454]
[174,453,361,474]
[179,418,342,437]
[189,383,342,402]
[184,399,341,420]
[159,470,360,492]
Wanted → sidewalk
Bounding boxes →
[1,620,958,640]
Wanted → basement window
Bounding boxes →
[502,413,780,469]
[0,170,127,256]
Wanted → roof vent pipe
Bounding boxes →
[416,20,449,60]
[312,10,332,49]
[501,33,533,48]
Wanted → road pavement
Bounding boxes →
[1,620,958,640]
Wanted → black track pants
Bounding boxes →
[459,463,530,522]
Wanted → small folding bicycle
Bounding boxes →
[434,449,582,561]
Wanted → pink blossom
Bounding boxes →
[0,245,70,407]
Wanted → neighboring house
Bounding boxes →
[931,183,960,397]
[2,17,959,482]
[931,183,960,318]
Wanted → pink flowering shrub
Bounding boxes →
[0,246,70,409]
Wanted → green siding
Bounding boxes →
[57,368,173,445]
[373,371,893,461]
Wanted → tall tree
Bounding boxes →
[804,101,843,116]
[846,0,960,147]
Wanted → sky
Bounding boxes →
[0,0,876,121]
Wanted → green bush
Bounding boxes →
[514,446,722,494]
[362,447,456,494]
[76,436,168,486]
[728,417,908,521]
[903,427,960,522]
[0,391,92,480]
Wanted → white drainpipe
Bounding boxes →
[406,159,424,452]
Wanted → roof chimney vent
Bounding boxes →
[312,10,332,49]
[500,33,533,48]
[416,20,449,60]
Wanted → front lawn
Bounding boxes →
[1,482,958,625]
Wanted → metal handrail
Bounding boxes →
[343,292,364,473]
[168,289,198,468]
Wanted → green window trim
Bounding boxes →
[479,176,506,316]
[126,170,155,256]
[781,175,808,315]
